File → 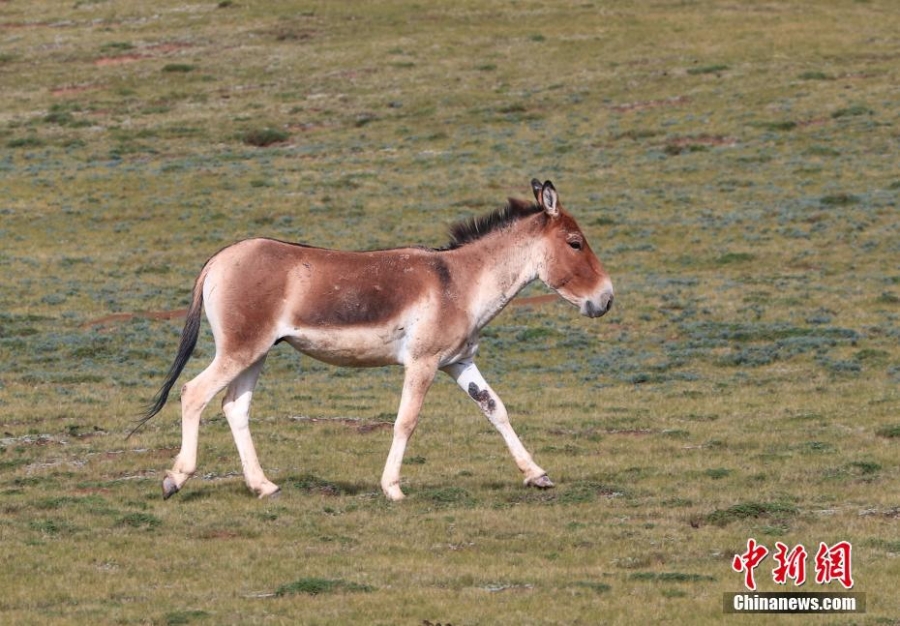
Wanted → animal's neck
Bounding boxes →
[453,222,544,330]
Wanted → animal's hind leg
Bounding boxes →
[380,360,438,501]
[163,356,242,499]
[442,360,552,488]
[221,356,280,498]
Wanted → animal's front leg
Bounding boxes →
[441,360,552,488]
[380,360,437,501]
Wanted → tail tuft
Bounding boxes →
[127,282,204,439]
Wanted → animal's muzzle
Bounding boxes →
[583,292,614,318]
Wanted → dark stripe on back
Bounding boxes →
[430,257,452,290]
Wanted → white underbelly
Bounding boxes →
[281,324,406,367]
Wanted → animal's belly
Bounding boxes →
[282,325,406,367]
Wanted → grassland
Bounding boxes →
[1,0,899,624]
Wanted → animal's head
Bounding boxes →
[533,179,614,318]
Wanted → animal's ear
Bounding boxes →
[531,178,543,202]
[533,179,559,217]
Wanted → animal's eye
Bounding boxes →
[568,239,583,250]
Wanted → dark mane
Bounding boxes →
[442,198,544,250]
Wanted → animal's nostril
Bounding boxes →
[583,291,614,318]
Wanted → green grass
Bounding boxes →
[275,577,375,597]
[2,0,900,624]
[241,127,290,147]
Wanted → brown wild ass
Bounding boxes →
[137,179,614,501]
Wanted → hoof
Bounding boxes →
[386,490,406,502]
[382,483,406,502]
[257,484,281,499]
[162,474,181,500]
[525,474,555,489]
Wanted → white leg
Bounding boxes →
[442,360,552,488]
[164,356,239,498]
[222,357,279,498]
[380,361,437,501]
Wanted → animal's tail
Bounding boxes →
[127,269,207,439]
